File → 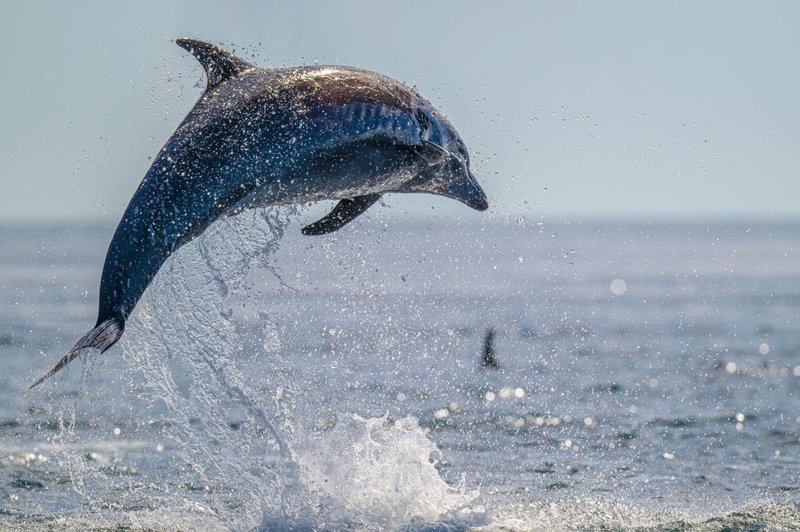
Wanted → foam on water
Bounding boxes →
[483,498,800,531]
[293,414,480,528]
[46,209,481,529]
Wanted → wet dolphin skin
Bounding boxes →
[31,38,488,388]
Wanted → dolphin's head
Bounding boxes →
[409,108,489,211]
[439,137,489,212]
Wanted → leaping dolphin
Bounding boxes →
[30,38,488,388]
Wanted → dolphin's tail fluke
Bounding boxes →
[29,318,124,389]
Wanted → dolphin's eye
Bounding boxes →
[415,108,430,131]
[455,138,470,164]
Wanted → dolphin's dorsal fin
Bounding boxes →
[176,38,254,89]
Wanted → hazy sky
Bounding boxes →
[1,1,798,221]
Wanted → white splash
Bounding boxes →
[293,414,479,528]
[84,208,480,529]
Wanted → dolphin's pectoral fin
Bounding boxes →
[414,141,450,165]
[301,194,382,236]
[175,38,254,89]
[29,317,124,389]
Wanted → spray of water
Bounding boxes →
[48,208,482,529]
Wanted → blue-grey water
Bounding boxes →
[1,213,799,530]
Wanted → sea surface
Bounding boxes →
[0,213,799,530]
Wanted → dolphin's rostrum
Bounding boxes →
[30,38,489,388]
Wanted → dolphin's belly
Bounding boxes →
[226,100,426,211]
[233,136,421,212]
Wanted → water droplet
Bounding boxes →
[610,278,627,295]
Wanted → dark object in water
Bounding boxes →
[482,328,498,370]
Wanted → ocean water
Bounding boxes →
[1,212,799,530]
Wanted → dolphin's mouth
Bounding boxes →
[440,173,489,212]
[467,185,489,211]
[460,173,489,211]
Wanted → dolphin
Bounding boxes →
[30,38,488,388]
